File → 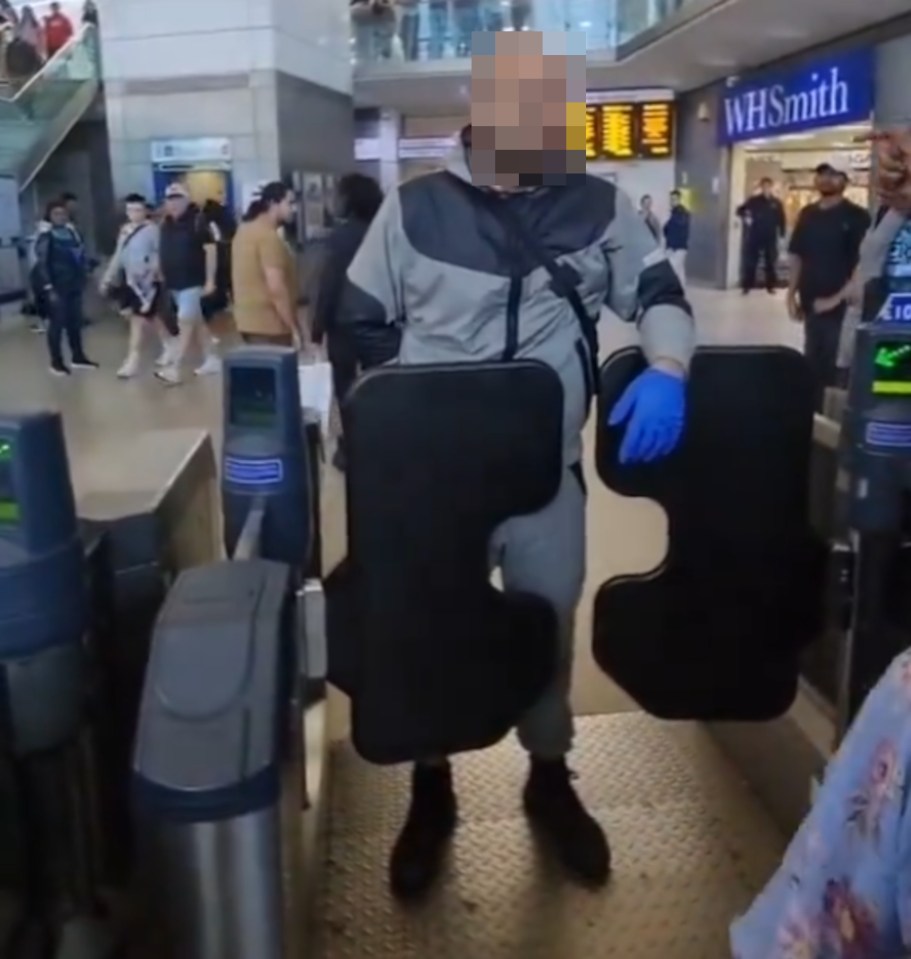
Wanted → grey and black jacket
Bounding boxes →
[343,141,696,466]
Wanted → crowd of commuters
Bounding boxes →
[0,1,95,85]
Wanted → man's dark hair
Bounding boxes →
[243,181,291,221]
[670,189,681,198]
[61,191,78,203]
[124,192,146,205]
[760,176,773,185]
[338,173,384,223]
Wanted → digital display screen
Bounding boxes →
[229,367,279,428]
[872,341,911,395]
[584,101,677,162]
[600,103,636,160]
[637,101,675,158]
[0,442,17,526]
[585,106,599,160]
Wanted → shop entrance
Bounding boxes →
[725,122,872,290]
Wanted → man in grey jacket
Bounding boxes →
[342,30,696,900]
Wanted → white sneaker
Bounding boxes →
[156,340,178,367]
[154,365,182,386]
[117,353,140,379]
[195,355,221,376]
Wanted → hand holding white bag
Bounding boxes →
[298,358,334,439]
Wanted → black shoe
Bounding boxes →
[49,362,71,377]
[523,758,611,886]
[389,763,457,901]
[741,288,750,296]
[71,356,99,370]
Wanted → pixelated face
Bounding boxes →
[470,31,586,189]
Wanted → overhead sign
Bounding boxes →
[150,138,232,164]
[719,48,875,145]
[586,101,676,161]
[638,101,675,158]
[398,137,455,160]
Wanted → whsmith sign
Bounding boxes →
[719,49,875,145]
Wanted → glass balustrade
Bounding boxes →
[0,24,100,181]
[350,0,619,63]
[351,0,697,65]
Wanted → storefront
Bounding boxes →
[718,47,876,288]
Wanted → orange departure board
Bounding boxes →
[585,106,599,160]
[584,100,677,161]
[599,103,636,160]
[637,101,675,158]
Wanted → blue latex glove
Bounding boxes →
[608,367,686,465]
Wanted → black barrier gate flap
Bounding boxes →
[594,346,826,721]
[327,362,563,765]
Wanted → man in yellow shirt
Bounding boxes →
[232,182,303,347]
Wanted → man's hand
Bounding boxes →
[202,282,216,298]
[813,293,844,314]
[786,290,803,322]
[608,364,686,465]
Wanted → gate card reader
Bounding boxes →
[837,290,911,732]
[842,292,911,533]
[0,411,87,754]
[222,348,312,571]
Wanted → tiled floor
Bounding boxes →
[0,286,803,718]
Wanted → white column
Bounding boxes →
[377,110,401,193]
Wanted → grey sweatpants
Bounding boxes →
[488,466,586,760]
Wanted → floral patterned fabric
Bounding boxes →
[731,650,911,959]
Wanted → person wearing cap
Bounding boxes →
[787,160,871,410]
[156,182,221,384]
[231,181,302,348]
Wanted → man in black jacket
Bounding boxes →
[155,183,220,384]
[312,173,384,470]
[738,177,786,294]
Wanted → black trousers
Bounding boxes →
[47,290,87,366]
[804,302,847,413]
[327,330,358,409]
[742,237,779,292]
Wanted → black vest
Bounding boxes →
[160,207,207,291]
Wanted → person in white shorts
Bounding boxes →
[155,182,221,384]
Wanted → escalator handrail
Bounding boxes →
[0,22,98,105]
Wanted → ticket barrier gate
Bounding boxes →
[131,347,319,959]
[0,412,118,959]
[828,290,911,737]
[131,345,829,957]
[592,346,825,721]
[131,560,304,959]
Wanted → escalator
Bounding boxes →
[0,23,101,190]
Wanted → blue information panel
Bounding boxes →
[876,293,911,325]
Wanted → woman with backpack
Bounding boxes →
[33,199,97,376]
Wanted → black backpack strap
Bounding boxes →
[469,184,601,391]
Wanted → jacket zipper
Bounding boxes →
[503,218,522,361]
